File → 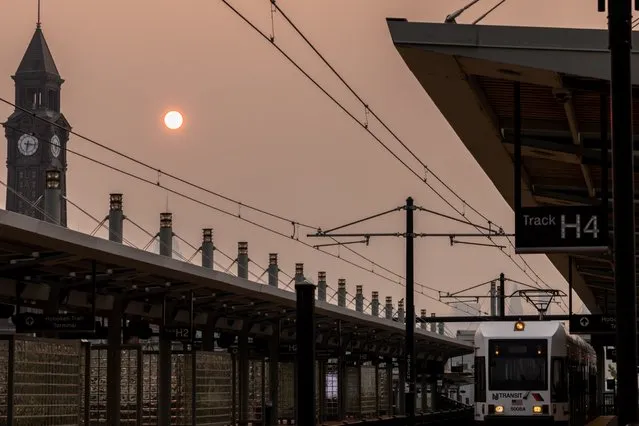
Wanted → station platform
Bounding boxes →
[587,416,617,426]
[0,209,474,424]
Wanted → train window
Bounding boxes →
[488,339,548,391]
[475,356,486,402]
[551,357,567,401]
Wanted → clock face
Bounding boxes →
[50,135,61,158]
[17,134,38,156]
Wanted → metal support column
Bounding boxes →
[386,362,393,414]
[338,321,346,420]
[295,278,316,425]
[422,374,428,412]
[106,295,123,426]
[232,352,237,424]
[596,345,605,413]
[398,358,406,415]
[158,213,173,426]
[269,321,280,425]
[239,333,249,425]
[609,0,638,423]
[318,360,327,423]
[405,196,416,425]
[158,297,172,426]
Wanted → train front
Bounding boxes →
[475,321,558,425]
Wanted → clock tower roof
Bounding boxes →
[14,27,61,79]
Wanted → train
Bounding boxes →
[474,320,597,425]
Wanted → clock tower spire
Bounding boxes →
[4,19,69,226]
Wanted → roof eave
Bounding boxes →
[387,20,602,313]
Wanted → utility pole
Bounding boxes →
[308,197,510,425]
[604,0,638,423]
[405,197,416,426]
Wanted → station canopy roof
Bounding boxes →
[387,19,639,316]
[0,209,473,359]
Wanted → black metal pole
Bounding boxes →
[295,278,316,426]
[499,273,506,318]
[405,196,416,425]
[189,290,196,426]
[609,0,638,423]
[91,260,97,328]
[601,92,610,210]
[158,296,171,426]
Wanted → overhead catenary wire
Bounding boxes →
[270,2,556,297]
[220,1,563,309]
[471,0,508,25]
[2,4,560,312]
[0,123,487,314]
[0,36,549,314]
[7,174,477,316]
[0,118,439,296]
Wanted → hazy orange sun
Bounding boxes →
[164,111,183,130]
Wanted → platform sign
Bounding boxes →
[279,343,297,355]
[162,326,192,342]
[569,314,616,334]
[515,206,607,253]
[14,313,95,333]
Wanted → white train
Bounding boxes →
[474,320,597,425]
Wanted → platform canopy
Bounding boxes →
[0,209,473,359]
[387,19,639,316]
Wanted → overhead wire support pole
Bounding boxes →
[405,197,416,426]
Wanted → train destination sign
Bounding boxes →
[515,206,607,253]
[14,313,95,333]
[569,314,616,334]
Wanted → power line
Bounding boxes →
[0,5,558,310]
[270,1,556,297]
[2,174,481,317]
[0,116,493,314]
[0,120,482,314]
[220,1,562,307]
[0,103,438,295]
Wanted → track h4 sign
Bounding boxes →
[515,206,607,253]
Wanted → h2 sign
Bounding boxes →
[515,206,607,254]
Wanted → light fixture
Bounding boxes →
[514,320,525,331]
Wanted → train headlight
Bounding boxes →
[533,405,542,414]
[514,320,525,331]
[495,405,504,413]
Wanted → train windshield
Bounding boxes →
[488,339,547,391]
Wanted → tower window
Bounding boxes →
[48,90,59,111]
[24,88,42,109]
[24,89,36,108]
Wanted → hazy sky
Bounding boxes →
[0,0,607,320]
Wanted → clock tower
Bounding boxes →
[4,22,69,226]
